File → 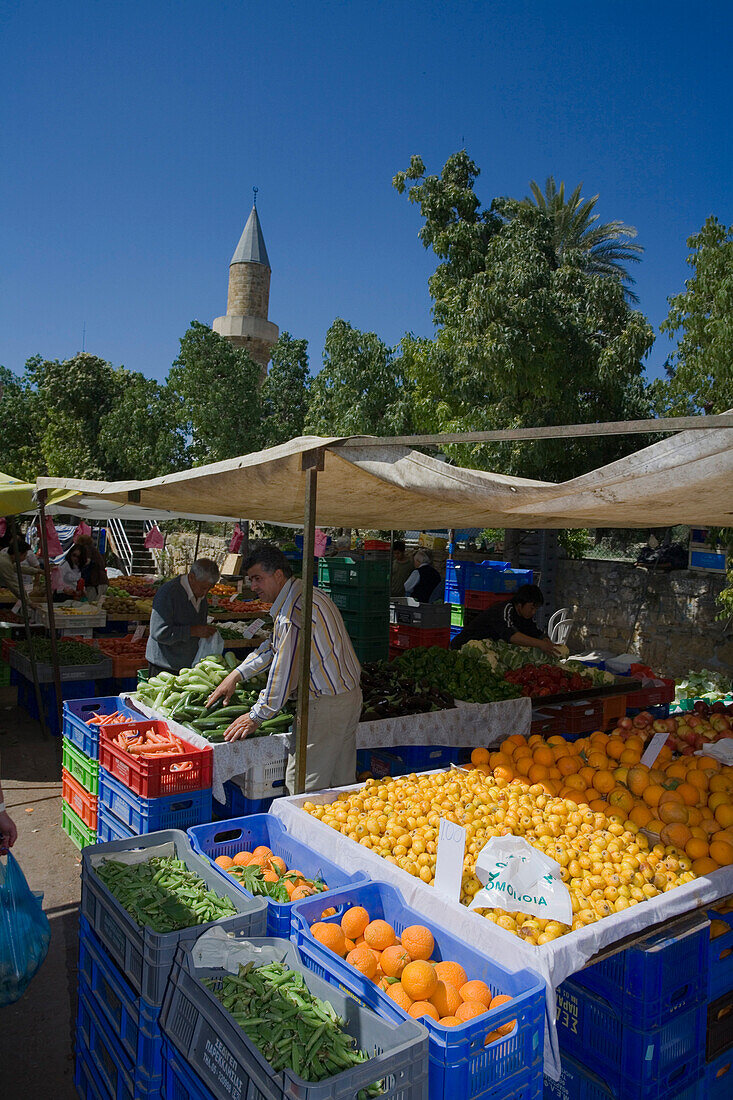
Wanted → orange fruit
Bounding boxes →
[629,804,654,828]
[401,960,438,1001]
[642,784,665,808]
[434,961,468,989]
[586,752,609,770]
[364,920,397,952]
[291,885,316,901]
[341,906,370,940]
[262,869,279,883]
[311,921,347,956]
[607,788,634,814]
[409,1001,440,1021]
[533,745,554,768]
[660,823,691,849]
[459,980,492,1008]
[430,980,463,1018]
[438,1016,462,1027]
[215,855,234,869]
[269,856,287,874]
[489,993,513,1009]
[620,749,641,766]
[557,755,581,776]
[456,1000,489,1022]
[493,765,515,783]
[686,837,709,861]
[715,805,733,830]
[346,945,379,980]
[710,838,733,867]
[343,937,355,953]
[232,850,253,866]
[251,845,272,859]
[692,856,720,876]
[564,774,587,792]
[676,783,701,807]
[380,945,411,978]
[527,763,549,784]
[627,767,650,797]
[385,982,413,1010]
[471,747,490,765]
[400,925,435,961]
[658,801,688,825]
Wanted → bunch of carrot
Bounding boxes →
[113,727,189,759]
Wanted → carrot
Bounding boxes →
[126,742,181,755]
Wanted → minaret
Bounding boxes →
[213,190,279,374]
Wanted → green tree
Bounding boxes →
[306,319,413,437]
[651,217,733,416]
[524,176,643,298]
[393,154,653,481]
[168,321,262,464]
[0,366,43,479]
[260,332,310,446]
[98,369,187,479]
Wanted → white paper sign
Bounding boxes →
[433,819,466,902]
[132,623,147,643]
[242,618,265,639]
[12,601,22,615]
[468,835,573,924]
[641,729,669,768]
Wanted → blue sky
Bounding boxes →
[1,1,730,385]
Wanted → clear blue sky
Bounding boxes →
[2,1,730,385]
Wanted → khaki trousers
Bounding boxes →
[285,686,363,794]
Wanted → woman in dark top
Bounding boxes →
[404,550,442,603]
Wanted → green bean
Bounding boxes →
[96,855,237,933]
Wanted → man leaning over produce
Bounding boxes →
[146,559,219,676]
[450,583,562,657]
[207,543,362,792]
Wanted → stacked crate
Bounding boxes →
[75,829,268,1100]
[389,598,451,658]
[445,560,533,642]
[318,556,390,663]
[548,910,710,1099]
[705,905,733,1097]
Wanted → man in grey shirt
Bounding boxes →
[146,559,220,674]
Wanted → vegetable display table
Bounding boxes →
[356,696,531,749]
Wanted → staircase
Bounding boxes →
[107,518,158,575]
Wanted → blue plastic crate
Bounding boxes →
[97,802,137,843]
[556,980,706,1100]
[96,676,139,696]
[485,567,533,594]
[187,812,368,936]
[444,560,513,602]
[708,909,733,1001]
[98,767,213,834]
[63,695,142,759]
[706,1047,733,1099]
[359,745,462,778]
[16,676,100,736]
[75,1035,111,1100]
[570,909,709,1027]
[291,880,544,1100]
[211,780,274,820]
[163,1040,214,1100]
[76,978,162,1100]
[625,703,671,719]
[544,1053,704,1100]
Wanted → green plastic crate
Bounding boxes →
[340,608,390,643]
[318,556,389,590]
[62,799,97,850]
[450,604,466,626]
[62,736,100,795]
[351,637,389,663]
[322,584,390,616]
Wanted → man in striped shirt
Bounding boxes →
[207,544,362,792]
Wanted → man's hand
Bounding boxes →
[190,624,217,639]
[223,714,260,742]
[0,809,18,853]
[538,637,562,657]
[206,669,242,707]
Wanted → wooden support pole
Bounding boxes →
[8,517,49,739]
[37,492,64,733]
[193,521,202,560]
[294,453,322,795]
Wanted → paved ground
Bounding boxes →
[1,696,80,1099]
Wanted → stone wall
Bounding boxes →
[556,558,732,678]
[227,262,270,317]
[163,533,229,575]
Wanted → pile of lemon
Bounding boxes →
[303,766,696,944]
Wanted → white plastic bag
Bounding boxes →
[468,835,572,925]
[195,631,225,663]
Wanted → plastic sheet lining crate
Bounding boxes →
[76,979,162,1100]
[391,599,452,628]
[291,881,544,1100]
[187,812,368,936]
[571,910,709,1028]
[625,678,676,709]
[63,695,143,759]
[62,767,98,830]
[706,1047,733,1099]
[62,799,97,849]
[62,736,100,794]
[78,914,164,1074]
[707,909,733,1001]
[389,624,451,651]
[99,722,213,799]
[99,767,212,834]
[707,987,733,1062]
[159,936,430,1100]
[556,979,706,1099]
[318,556,390,589]
[544,1053,704,1100]
[80,828,268,1004]
[97,802,137,843]
[358,745,461,779]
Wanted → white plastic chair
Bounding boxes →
[546,608,570,638]
[550,617,574,645]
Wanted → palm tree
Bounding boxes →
[524,177,643,299]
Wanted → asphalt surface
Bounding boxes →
[1,697,80,1099]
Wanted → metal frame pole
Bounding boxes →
[8,517,49,739]
[37,491,64,733]
[193,521,202,560]
[294,452,323,794]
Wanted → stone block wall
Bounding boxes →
[556,558,732,678]
[227,262,270,317]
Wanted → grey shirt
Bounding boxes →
[145,576,208,672]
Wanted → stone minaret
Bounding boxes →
[213,193,279,374]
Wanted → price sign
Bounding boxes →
[641,728,669,768]
[242,618,265,639]
[433,819,466,902]
[132,623,147,643]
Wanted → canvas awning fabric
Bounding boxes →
[35,423,733,529]
[0,471,77,517]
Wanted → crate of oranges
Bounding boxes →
[186,813,368,936]
[290,880,544,1100]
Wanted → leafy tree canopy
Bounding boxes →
[0,365,43,480]
[260,332,310,447]
[651,216,733,416]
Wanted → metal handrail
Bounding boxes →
[107,516,133,575]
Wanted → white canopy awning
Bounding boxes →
[36,423,733,529]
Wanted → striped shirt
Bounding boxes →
[236,578,361,724]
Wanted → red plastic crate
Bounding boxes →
[530,709,565,735]
[464,591,510,612]
[98,721,213,798]
[542,699,605,734]
[625,678,675,709]
[602,693,628,729]
[389,624,451,650]
[62,767,98,829]
[364,539,390,550]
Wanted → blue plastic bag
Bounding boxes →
[0,852,51,1005]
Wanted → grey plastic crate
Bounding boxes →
[160,936,429,1100]
[390,600,452,628]
[80,829,268,1006]
[8,646,113,683]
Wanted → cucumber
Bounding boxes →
[224,651,239,670]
